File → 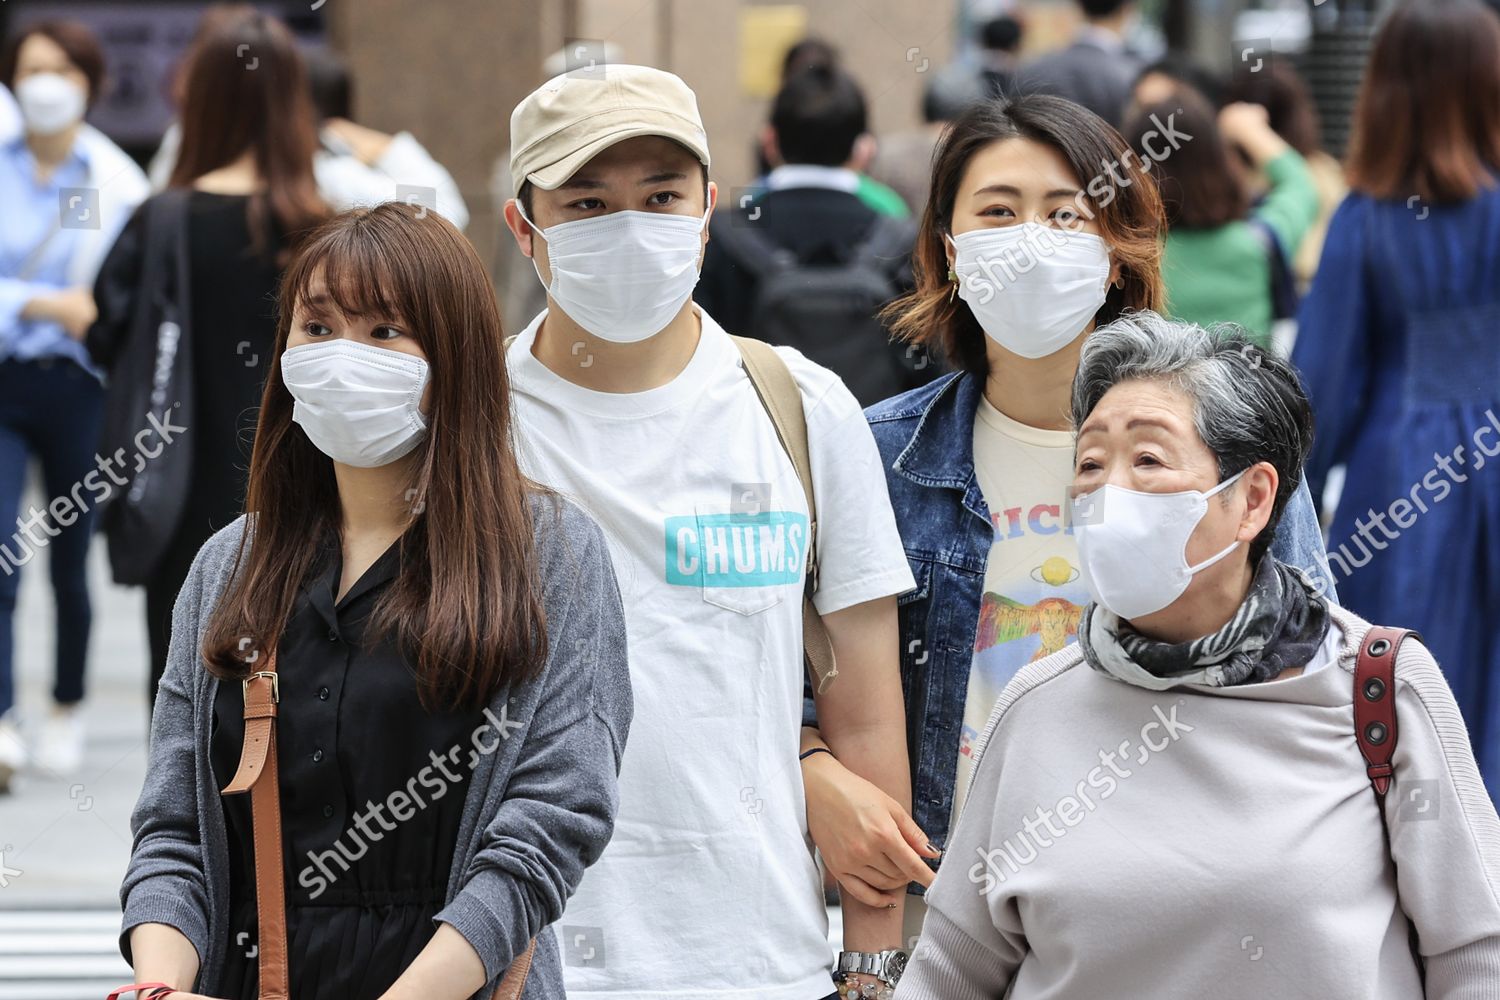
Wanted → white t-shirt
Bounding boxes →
[506,307,915,1000]
[953,396,1090,821]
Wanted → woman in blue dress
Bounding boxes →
[1293,0,1500,801]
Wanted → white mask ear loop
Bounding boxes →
[513,200,554,293]
[1185,468,1249,574]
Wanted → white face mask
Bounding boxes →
[519,204,708,343]
[949,223,1112,359]
[1070,469,1246,620]
[15,73,86,136]
[281,340,431,468]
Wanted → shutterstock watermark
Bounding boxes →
[0,407,187,577]
[296,704,525,898]
[1319,408,1500,592]
[966,702,1193,895]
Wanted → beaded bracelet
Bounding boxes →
[836,974,895,999]
[106,985,175,1000]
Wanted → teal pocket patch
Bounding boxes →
[664,511,809,587]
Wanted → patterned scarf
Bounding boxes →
[1078,556,1331,690]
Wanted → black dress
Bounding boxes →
[210,534,481,999]
[147,192,286,702]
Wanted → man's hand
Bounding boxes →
[804,750,938,907]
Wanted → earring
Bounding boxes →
[948,268,958,302]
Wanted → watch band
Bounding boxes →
[836,949,908,983]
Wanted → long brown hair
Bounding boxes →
[883,94,1165,376]
[202,204,550,711]
[1346,0,1500,204]
[169,8,328,257]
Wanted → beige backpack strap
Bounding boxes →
[731,335,838,693]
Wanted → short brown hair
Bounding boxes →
[1346,0,1500,204]
[1125,91,1248,230]
[0,20,106,109]
[883,94,1165,376]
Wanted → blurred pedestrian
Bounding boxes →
[1225,61,1347,289]
[1294,0,1500,801]
[118,203,631,1000]
[976,14,1025,99]
[1130,52,1226,109]
[699,63,924,405]
[149,29,468,229]
[896,313,1500,999]
[1125,91,1318,348]
[87,8,330,711]
[0,19,148,785]
[1015,0,1143,127]
[868,67,987,219]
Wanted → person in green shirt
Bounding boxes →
[1124,88,1319,348]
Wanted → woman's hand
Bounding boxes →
[803,750,939,907]
[22,287,97,339]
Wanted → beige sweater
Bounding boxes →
[896,605,1500,999]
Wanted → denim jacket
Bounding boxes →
[866,371,1339,879]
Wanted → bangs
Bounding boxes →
[283,218,406,325]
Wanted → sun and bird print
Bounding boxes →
[952,398,1093,817]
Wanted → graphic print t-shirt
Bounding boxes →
[952,396,1090,822]
[506,307,915,1000]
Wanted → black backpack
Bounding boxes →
[712,206,920,408]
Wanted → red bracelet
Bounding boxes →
[106,985,175,1000]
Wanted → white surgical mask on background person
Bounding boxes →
[14,72,86,136]
[1070,469,1247,620]
[281,339,431,468]
[519,204,708,343]
[949,222,1111,358]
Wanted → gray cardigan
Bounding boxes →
[119,496,632,999]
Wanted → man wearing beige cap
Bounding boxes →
[500,64,924,1000]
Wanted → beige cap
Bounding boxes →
[508,64,711,197]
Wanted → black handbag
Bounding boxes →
[88,190,196,585]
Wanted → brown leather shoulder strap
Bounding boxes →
[1353,626,1422,799]
[730,335,838,694]
[490,940,535,1000]
[221,657,289,1000]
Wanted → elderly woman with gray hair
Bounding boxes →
[895,312,1500,1000]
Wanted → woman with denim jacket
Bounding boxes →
[797,94,1337,954]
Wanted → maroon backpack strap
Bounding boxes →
[1353,626,1422,798]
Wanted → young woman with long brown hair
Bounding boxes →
[1293,0,1500,804]
[795,94,1339,959]
[116,203,632,1000]
[88,7,331,709]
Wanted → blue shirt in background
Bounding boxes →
[0,134,98,374]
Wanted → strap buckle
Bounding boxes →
[243,670,280,703]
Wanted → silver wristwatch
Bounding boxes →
[836,948,908,985]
